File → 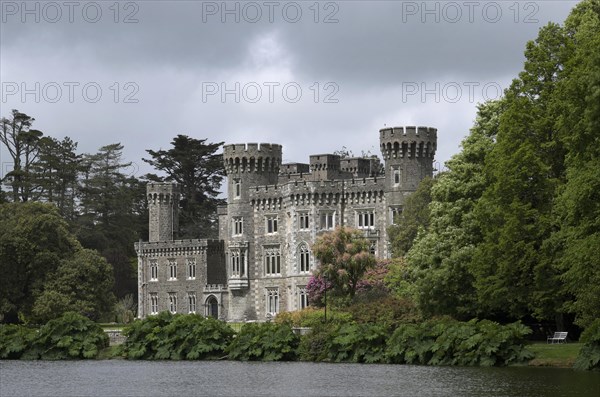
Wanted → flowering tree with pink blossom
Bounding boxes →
[312,226,376,300]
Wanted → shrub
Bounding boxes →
[275,307,353,328]
[226,322,299,361]
[298,322,388,363]
[574,318,600,371]
[22,312,109,359]
[122,312,234,360]
[345,295,421,327]
[386,318,533,366]
[0,324,36,359]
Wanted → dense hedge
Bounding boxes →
[299,318,533,366]
[386,318,533,366]
[1,312,535,366]
[0,312,108,359]
[226,322,299,361]
[122,312,234,360]
[298,322,388,363]
[574,318,600,371]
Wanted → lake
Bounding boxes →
[1,361,599,397]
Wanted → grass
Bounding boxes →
[527,342,582,368]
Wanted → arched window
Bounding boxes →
[298,243,310,273]
[206,296,218,319]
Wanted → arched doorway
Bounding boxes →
[206,296,218,319]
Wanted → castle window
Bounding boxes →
[393,166,401,186]
[230,248,246,277]
[298,287,309,309]
[320,211,335,230]
[150,293,159,315]
[266,288,279,315]
[233,217,243,236]
[168,293,177,314]
[264,246,281,275]
[188,292,196,314]
[298,212,309,230]
[150,259,158,281]
[265,216,278,234]
[298,244,310,273]
[357,210,375,229]
[234,179,241,198]
[168,260,177,280]
[369,241,377,256]
[390,206,403,225]
[187,258,196,280]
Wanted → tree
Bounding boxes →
[402,100,501,319]
[387,177,435,257]
[143,135,225,239]
[0,110,44,202]
[76,143,145,299]
[0,202,115,323]
[472,21,568,321]
[312,226,376,300]
[549,0,600,328]
[31,249,116,323]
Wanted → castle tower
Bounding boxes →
[221,143,282,320]
[380,126,437,210]
[147,182,180,242]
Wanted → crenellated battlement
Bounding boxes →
[223,143,282,174]
[379,126,437,160]
[147,182,180,204]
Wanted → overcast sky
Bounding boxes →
[1,0,579,182]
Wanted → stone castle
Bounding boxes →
[135,126,437,321]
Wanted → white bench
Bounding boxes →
[547,331,568,344]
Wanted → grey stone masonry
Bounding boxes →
[137,126,437,321]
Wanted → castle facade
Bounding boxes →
[135,126,437,321]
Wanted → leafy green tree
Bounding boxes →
[0,110,44,202]
[0,202,79,322]
[33,136,81,221]
[0,202,116,323]
[143,135,225,239]
[472,21,568,321]
[77,143,145,299]
[387,177,434,257]
[550,0,600,328]
[31,249,116,323]
[312,226,376,299]
[403,100,501,319]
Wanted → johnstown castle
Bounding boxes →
[135,126,437,321]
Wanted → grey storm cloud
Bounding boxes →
[0,0,579,179]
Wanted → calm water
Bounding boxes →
[1,361,599,397]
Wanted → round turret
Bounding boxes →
[223,143,282,175]
[379,126,437,160]
[379,126,437,200]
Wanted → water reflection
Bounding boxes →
[1,361,599,397]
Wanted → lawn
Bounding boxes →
[527,342,582,367]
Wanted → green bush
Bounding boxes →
[345,295,421,327]
[275,307,353,328]
[386,318,533,366]
[574,318,600,371]
[122,312,234,360]
[0,324,36,359]
[301,322,389,363]
[22,312,109,359]
[226,322,299,361]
